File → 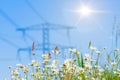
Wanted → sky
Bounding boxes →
[0,0,120,79]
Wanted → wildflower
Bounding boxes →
[101,78,106,80]
[42,59,50,64]
[8,66,12,69]
[111,62,117,66]
[96,72,101,76]
[52,46,60,54]
[45,65,51,68]
[42,53,51,59]
[103,47,106,50]
[16,77,22,80]
[113,70,117,74]
[90,46,97,51]
[11,69,19,75]
[36,72,42,78]
[52,60,58,67]
[73,48,77,53]
[32,42,35,51]
[79,68,84,74]
[94,65,100,69]
[32,53,36,56]
[16,64,23,68]
[29,63,34,66]
[72,48,79,56]
[90,59,95,62]
[23,65,29,73]
[52,69,59,75]
[69,48,73,52]
[35,63,39,67]
[116,69,120,72]
[55,46,59,51]
[99,68,104,73]
[32,60,37,65]
[96,51,101,55]
[78,76,82,80]
[11,76,16,79]
[6,46,120,80]
[64,59,74,68]
[53,60,58,64]
[84,62,91,69]
[47,77,52,80]
[36,67,40,71]
[48,53,51,57]
[84,54,91,60]
[75,50,80,56]
[85,75,88,79]
[61,64,66,69]
[114,48,119,52]
[91,77,96,80]
[31,73,35,76]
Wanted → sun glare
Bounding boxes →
[79,5,92,16]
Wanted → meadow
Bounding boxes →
[5,42,120,80]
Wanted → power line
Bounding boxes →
[0,36,19,48]
[25,0,47,22]
[0,9,19,27]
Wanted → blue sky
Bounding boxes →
[0,0,120,79]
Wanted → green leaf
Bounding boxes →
[88,41,92,49]
[81,53,84,68]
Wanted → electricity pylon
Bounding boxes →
[23,0,75,53]
[115,23,120,48]
[111,16,120,49]
[17,23,74,54]
[0,1,75,61]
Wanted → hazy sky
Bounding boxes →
[0,0,120,79]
